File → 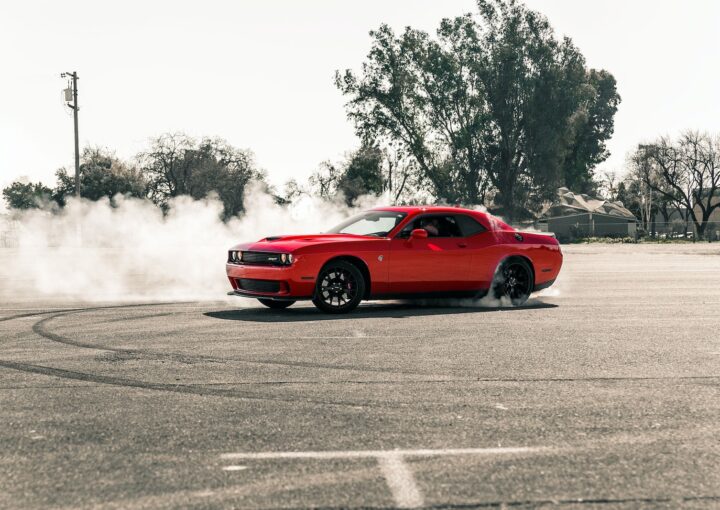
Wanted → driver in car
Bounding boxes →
[420,217,440,237]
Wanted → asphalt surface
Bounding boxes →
[1,244,719,509]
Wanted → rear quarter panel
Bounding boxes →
[467,231,562,290]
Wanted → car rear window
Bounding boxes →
[455,214,487,237]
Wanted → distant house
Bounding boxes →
[0,214,19,248]
[537,188,638,241]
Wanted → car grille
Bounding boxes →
[237,278,281,293]
[241,251,285,266]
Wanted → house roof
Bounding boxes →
[541,188,637,220]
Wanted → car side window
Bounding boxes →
[455,214,487,237]
[397,215,463,238]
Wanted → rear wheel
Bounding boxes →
[312,260,365,314]
[257,298,295,309]
[492,258,533,306]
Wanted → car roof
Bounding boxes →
[373,205,478,214]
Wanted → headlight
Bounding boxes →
[280,253,293,265]
[236,251,243,262]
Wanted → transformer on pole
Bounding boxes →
[61,72,80,198]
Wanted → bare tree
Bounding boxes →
[635,131,720,239]
[381,145,418,204]
[308,160,344,201]
[597,170,620,200]
[623,159,654,234]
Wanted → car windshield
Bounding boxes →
[327,211,407,237]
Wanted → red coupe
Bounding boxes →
[226,206,562,313]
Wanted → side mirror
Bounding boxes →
[410,228,429,239]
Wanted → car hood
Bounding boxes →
[231,233,385,252]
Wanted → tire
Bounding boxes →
[492,258,534,306]
[312,260,365,313]
[257,298,295,309]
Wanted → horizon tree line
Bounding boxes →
[3,0,719,237]
[3,0,620,221]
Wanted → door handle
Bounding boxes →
[457,242,468,248]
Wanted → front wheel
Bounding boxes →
[257,298,295,309]
[312,260,365,314]
[492,258,533,306]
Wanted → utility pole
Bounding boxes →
[62,72,80,197]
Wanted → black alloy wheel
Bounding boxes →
[492,259,533,306]
[312,260,365,313]
[257,298,295,309]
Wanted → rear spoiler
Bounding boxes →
[518,230,556,239]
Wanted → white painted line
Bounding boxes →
[220,446,537,460]
[220,446,542,509]
[376,453,423,508]
[222,465,248,472]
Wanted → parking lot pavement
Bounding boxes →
[0,243,719,508]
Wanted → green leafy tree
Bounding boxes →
[338,145,385,205]
[335,0,620,218]
[54,147,146,206]
[563,70,620,193]
[139,134,266,219]
[310,145,386,206]
[2,181,54,210]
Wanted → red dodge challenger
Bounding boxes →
[226,206,562,313]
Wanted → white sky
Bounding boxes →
[1,0,719,191]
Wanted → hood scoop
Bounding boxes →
[264,236,284,241]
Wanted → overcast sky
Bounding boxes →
[1,0,719,191]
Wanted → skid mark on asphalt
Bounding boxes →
[32,314,224,365]
[0,302,191,324]
[220,447,542,509]
[15,309,720,390]
[27,308,720,382]
[0,359,377,408]
[6,304,719,414]
[0,308,85,323]
[30,309,434,376]
[96,312,176,323]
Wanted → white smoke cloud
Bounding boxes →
[0,185,384,302]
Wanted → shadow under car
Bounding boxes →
[204,299,558,323]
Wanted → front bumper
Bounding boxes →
[225,262,315,299]
[227,290,308,301]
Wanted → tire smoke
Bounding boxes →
[0,185,383,302]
